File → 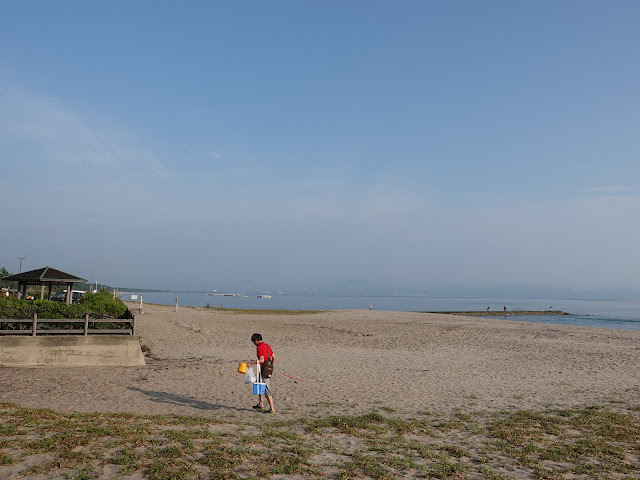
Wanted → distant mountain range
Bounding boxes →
[312,281,640,300]
[113,281,640,300]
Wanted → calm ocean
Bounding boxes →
[120,292,640,331]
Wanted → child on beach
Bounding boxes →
[246,333,276,414]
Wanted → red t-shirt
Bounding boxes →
[256,342,273,364]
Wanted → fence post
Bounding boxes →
[84,314,89,336]
[32,313,37,337]
[132,315,136,336]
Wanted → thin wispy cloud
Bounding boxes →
[584,186,633,193]
[461,193,496,199]
[0,80,163,174]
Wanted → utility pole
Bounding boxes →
[17,257,26,273]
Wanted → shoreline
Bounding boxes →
[139,301,570,317]
[121,294,640,331]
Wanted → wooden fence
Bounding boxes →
[0,314,136,336]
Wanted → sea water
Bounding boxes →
[120,292,640,331]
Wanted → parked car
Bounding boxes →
[50,290,85,304]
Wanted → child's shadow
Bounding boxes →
[128,387,243,412]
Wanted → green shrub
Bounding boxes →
[0,291,131,320]
[79,291,130,319]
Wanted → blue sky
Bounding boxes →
[1,1,639,292]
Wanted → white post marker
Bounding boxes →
[175,296,179,312]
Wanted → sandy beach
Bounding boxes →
[1,303,639,420]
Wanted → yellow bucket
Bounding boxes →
[238,362,247,374]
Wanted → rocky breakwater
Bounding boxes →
[423,310,570,316]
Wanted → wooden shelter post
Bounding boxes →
[65,282,73,304]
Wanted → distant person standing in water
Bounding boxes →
[246,333,276,414]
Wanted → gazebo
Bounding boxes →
[1,266,87,304]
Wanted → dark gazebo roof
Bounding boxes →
[2,266,87,303]
[2,266,87,285]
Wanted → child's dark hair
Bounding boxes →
[251,333,262,342]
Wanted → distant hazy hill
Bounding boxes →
[111,281,640,300]
[420,284,640,300]
[314,281,640,299]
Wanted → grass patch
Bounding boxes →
[0,402,638,479]
[0,451,15,465]
[487,406,640,478]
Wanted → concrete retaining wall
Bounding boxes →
[0,336,146,366]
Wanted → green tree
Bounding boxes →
[0,267,14,289]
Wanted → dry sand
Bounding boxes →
[1,303,639,420]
